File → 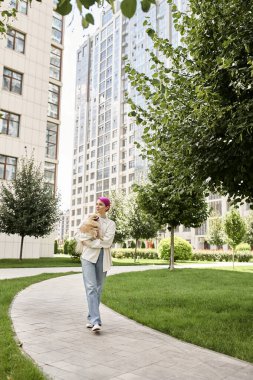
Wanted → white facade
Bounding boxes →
[57,209,70,243]
[175,196,252,250]
[69,1,170,237]
[0,0,64,258]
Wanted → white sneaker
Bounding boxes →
[86,322,93,328]
[92,324,101,332]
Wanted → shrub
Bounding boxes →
[158,237,192,261]
[141,241,146,248]
[130,241,136,248]
[192,250,253,262]
[122,242,127,248]
[54,240,58,255]
[235,243,251,252]
[68,239,81,261]
[63,240,69,255]
[111,248,159,260]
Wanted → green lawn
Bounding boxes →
[102,268,253,363]
[112,258,169,266]
[0,257,81,268]
[0,272,75,380]
[0,257,169,268]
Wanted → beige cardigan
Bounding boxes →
[78,216,116,272]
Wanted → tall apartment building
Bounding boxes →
[0,0,64,257]
[57,209,70,243]
[69,1,170,237]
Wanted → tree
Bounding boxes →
[207,215,226,249]
[127,0,253,206]
[0,157,60,260]
[135,157,209,270]
[63,239,69,255]
[126,192,160,261]
[108,189,130,243]
[244,212,253,249]
[54,240,58,255]
[224,208,246,268]
[0,0,156,35]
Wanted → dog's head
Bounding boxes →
[88,213,99,222]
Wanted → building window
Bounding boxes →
[129,160,135,169]
[195,222,207,236]
[0,155,17,180]
[48,83,60,119]
[44,161,56,191]
[0,110,20,137]
[52,11,63,44]
[46,122,58,159]
[7,28,25,53]
[10,0,28,14]
[50,46,62,80]
[2,67,23,94]
[129,173,135,182]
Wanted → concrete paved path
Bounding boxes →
[10,267,253,380]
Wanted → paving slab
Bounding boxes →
[9,266,253,380]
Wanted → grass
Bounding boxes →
[102,267,253,363]
[1,257,252,269]
[0,257,81,268]
[0,272,75,380]
[112,258,168,266]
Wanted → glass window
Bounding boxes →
[0,155,17,180]
[50,46,61,80]
[10,0,28,14]
[0,110,20,137]
[7,28,25,53]
[48,83,60,119]
[44,161,56,191]
[45,122,58,159]
[52,12,63,44]
[2,67,22,94]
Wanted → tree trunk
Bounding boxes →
[19,235,25,260]
[232,248,235,270]
[134,239,138,262]
[170,227,175,270]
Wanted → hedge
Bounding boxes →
[192,250,253,262]
[111,248,158,260]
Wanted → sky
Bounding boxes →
[58,7,101,211]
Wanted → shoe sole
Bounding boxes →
[92,327,101,332]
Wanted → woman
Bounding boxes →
[79,197,116,332]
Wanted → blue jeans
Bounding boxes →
[81,249,107,326]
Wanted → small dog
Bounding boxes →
[79,213,102,240]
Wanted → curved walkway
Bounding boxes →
[10,267,253,380]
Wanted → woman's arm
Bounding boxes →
[82,221,116,249]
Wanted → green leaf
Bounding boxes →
[121,0,137,18]
[76,0,82,13]
[82,16,89,28]
[141,0,151,12]
[56,0,72,16]
[85,12,94,25]
[79,0,96,9]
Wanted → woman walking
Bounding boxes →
[79,197,116,332]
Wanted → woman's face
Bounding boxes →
[96,200,108,215]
